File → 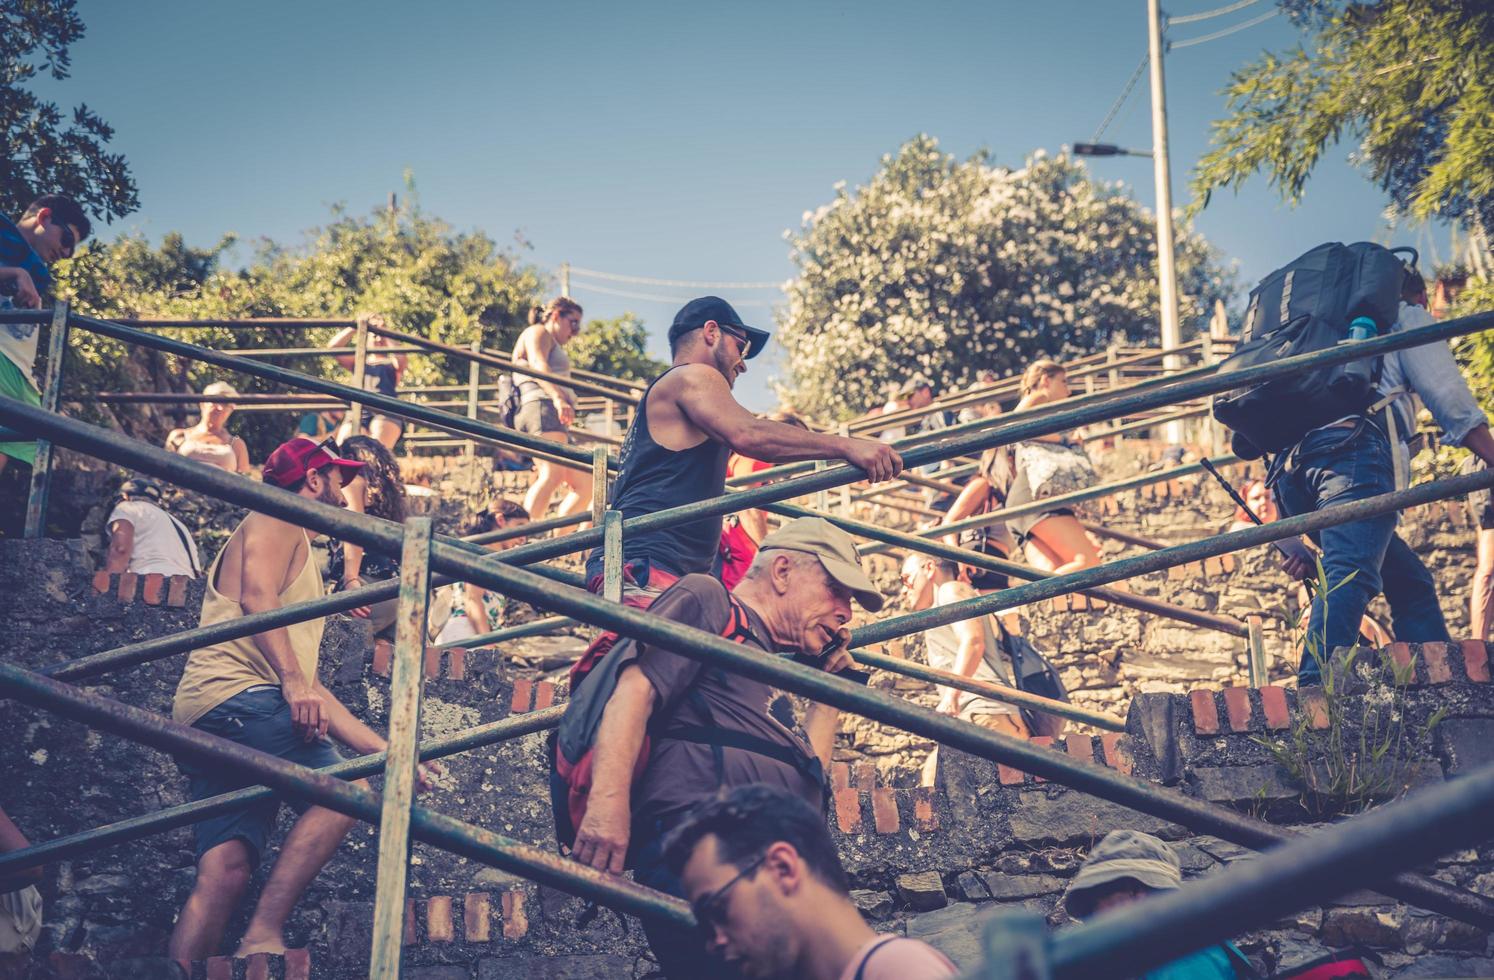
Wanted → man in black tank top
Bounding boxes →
[584,296,903,605]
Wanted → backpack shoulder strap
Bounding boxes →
[165,513,201,578]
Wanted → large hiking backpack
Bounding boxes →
[1212,241,1416,460]
[549,586,823,852]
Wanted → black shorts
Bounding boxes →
[179,688,345,864]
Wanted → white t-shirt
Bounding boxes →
[107,499,200,577]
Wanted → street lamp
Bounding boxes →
[1073,143,1153,159]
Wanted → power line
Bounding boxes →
[569,280,776,309]
[1166,0,1260,26]
[1169,8,1279,48]
[568,265,783,290]
[1091,54,1150,143]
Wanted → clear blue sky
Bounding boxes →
[40,0,1453,410]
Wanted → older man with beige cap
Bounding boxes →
[562,516,882,979]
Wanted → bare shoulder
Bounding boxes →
[240,511,304,554]
[165,428,187,449]
[658,363,727,400]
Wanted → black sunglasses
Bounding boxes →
[719,324,752,359]
[692,852,766,939]
[55,221,76,254]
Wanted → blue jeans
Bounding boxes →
[1274,420,1449,684]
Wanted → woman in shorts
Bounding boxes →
[328,313,407,451]
[512,297,591,523]
[1005,359,1101,575]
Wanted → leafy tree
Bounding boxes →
[1,0,138,221]
[1191,0,1494,236]
[566,313,666,382]
[777,136,1233,418]
[53,199,545,457]
[53,198,663,458]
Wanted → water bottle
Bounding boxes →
[1348,316,1377,342]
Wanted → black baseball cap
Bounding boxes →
[667,296,770,360]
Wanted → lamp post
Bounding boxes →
[1074,0,1184,444]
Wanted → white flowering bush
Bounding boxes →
[776,135,1235,417]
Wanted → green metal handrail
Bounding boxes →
[3,397,1490,929]
[67,311,611,470]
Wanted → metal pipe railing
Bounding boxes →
[847,339,1215,437]
[851,466,1494,652]
[0,665,692,927]
[67,312,610,470]
[1040,760,1494,978]
[0,706,563,876]
[4,397,1490,927]
[860,455,1241,558]
[734,358,1222,489]
[364,322,641,406]
[116,316,649,391]
[764,497,1250,637]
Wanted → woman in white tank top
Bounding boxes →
[165,380,250,474]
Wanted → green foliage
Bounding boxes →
[52,197,548,458]
[1191,0,1494,233]
[1256,559,1443,818]
[1,0,138,221]
[1412,274,1494,481]
[777,136,1234,418]
[566,313,666,382]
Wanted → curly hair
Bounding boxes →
[337,435,406,523]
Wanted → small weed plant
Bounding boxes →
[1255,560,1444,818]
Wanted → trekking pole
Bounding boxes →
[1198,457,1297,560]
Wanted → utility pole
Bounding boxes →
[560,262,571,298]
[1146,0,1184,443]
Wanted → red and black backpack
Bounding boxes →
[548,583,824,852]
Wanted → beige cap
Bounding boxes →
[756,516,884,612]
[1061,830,1182,919]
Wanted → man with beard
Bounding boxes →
[585,296,901,607]
[168,436,437,969]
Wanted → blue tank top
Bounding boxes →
[585,367,731,582]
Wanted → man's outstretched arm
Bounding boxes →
[674,365,903,481]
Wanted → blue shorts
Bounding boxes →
[180,687,345,864]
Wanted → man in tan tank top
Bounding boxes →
[168,437,439,970]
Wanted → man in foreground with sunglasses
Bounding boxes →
[167,437,439,971]
[0,193,90,476]
[583,295,902,608]
[663,784,956,979]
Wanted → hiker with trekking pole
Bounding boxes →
[1207,243,1494,685]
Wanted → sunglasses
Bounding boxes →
[692,852,766,940]
[720,324,752,359]
[56,221,76,254]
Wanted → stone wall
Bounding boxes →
[2,539,1493,978]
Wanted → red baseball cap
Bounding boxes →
[261,436,365,489]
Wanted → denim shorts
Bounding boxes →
[180,687,345,864]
